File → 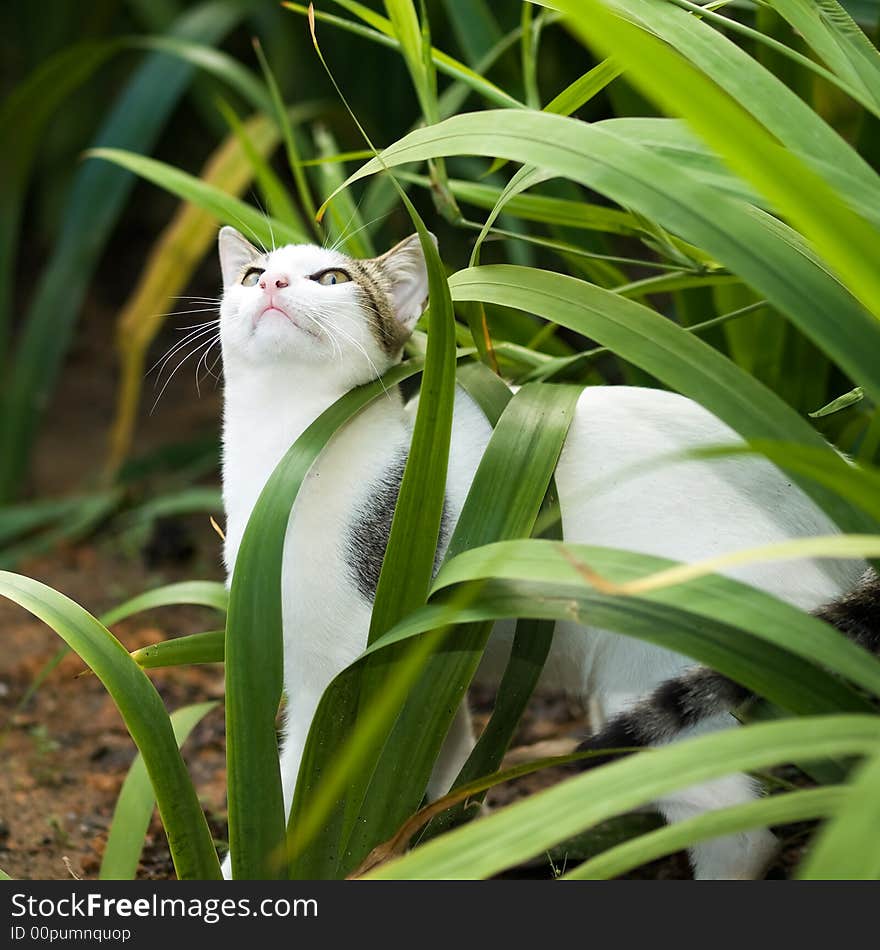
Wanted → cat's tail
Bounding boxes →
[576,568,880,765]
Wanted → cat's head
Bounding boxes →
[218,226,433,388]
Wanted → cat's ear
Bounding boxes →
[218,226,261,288]
[377,232,436,331]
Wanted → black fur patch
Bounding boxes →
[346,453,449,602]
[574,571,880,772]
[575,716,644,770]
[815,569,880,655]
[576,669,751,770]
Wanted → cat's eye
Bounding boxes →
[241,267,264,287]
[311,269,351,286]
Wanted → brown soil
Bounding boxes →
[0,537,229,881]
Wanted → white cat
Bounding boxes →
[217,226,866,880]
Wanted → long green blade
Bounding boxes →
[559,0,880,323]
[366,715,880,879]
[329,110,880,406]
[0,572,220,880]
[448,264,878,535]
[565,786,847,880]
[100,702,218,880]
[287,383,581,878]
[88,148,307,249]
[223,358,428,880]
[0,0,253,502]
[766,0,880,110]
[800,745,880,878]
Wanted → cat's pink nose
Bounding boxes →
[259,272,289,290]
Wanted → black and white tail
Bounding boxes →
[577,569,880,762]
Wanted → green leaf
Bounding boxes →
[810,387,866,418]
[252,38,318,236]
[224,357,429,880]
[121,487,223,528]
[428,539,880,700]
[282,1,523,109]
[287,383,582,878]
[384,0,438,123]
[566,786,847,879]
[0,28,273,359]
[100,581,228,627]
[656,0,879,118]
[602,118,762,207]
[215,100,300,228]
[441,0,502,65]
[0,572,220,879]
[131,630,225,670]
[0,494,109,549]
[0,0,253,502]
[330,110,880,407]
[398,172,645,237]
[800,746,880,878]
[0,490,122,571]
[357,579,870,725]
[545,59,623,115]
[545,0,880,205]
[559,0,880,324]
[6,579,225,723]
[0,39,121,359]
[87,148,307,250]
[368,233,457,643]
[312,125,376,259]
[100,702,218,880]
[765,0,880,112]
[365,715,880,879]
[448,264,878,535]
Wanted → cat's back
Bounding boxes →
[554,385,860,604]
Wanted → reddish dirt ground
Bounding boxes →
[0,537,229,881]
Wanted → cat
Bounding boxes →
[217,225,874,880]
[578,568,880,763]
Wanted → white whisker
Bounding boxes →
[194,335,221,396]
[327,198,387,255]
[148,324,219,380]
[206,345,224,386]
[250,190,276,253]
[152,307,220,320]
[168,295,221,303]
[150,341,205,414]
[224,207,268,255]
[174,320,220,331]
[317,311,390,398]
[331,208,391,255]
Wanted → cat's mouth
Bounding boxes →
[256,303,318,337]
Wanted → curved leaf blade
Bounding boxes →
[0,572,221,880]
[100,702,218,880]
[365,715,880,879]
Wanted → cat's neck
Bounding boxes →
[220,360,409,574]
[223,361,357,450]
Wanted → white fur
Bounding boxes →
[217,231,863,880]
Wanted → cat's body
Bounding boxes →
[217,228,869,879]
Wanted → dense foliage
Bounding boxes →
[3,0,880,880]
